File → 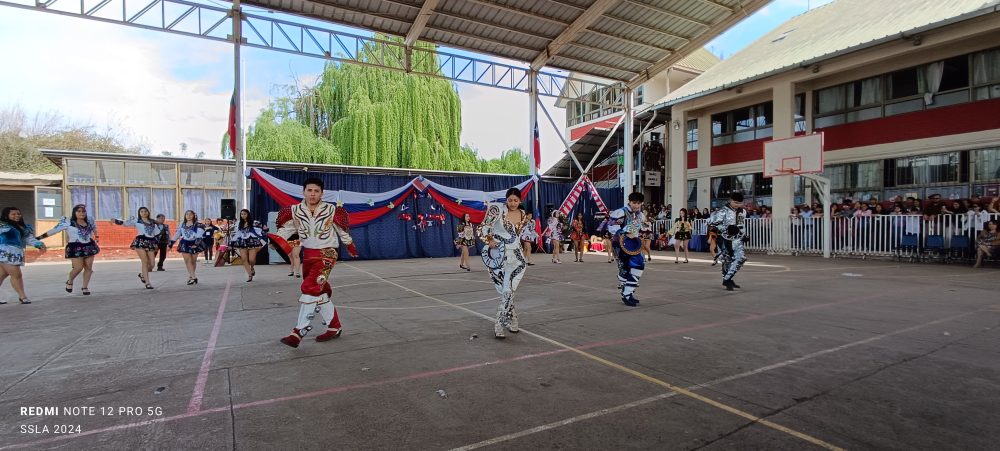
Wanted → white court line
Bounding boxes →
[343,264,845,450]
[450,305,995,450]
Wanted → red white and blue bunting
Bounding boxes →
[557,175,610,216]
[247,168,538,227]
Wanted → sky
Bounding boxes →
[0,0,835,171]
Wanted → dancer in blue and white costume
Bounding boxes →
[707,192,747,291]
[113,206,163,290]
[169,210,207,285]
[231,209,267,282]
[0,207,45,304]
[37,204,100,295]
[609,192,646,306]
[480,188,530,339]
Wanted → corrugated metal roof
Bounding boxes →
[675,47,720,73]
[241,0,770,85]
[654,0,1000,107]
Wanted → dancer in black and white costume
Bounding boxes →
[113,207,162,289]
[707,192,748,291]
[170,210,206,285]
[479,188,529,339]
[37,204,99,295]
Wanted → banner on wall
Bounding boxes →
[247,168,537,227]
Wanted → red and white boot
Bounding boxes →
[316,308,343,342]
[280,328,304,348]
[315,328,342,342]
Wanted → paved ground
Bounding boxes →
[0,250,998,450]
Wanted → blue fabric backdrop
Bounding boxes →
[250,170,623,261]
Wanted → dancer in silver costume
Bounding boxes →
[707,192,748,291]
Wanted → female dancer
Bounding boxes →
[671,208,693,264]
[231,209,266,282]
[113,207,162,289]
[0,207,45,304]
[454,213,476,271]
[570,212,586,262]
[520,212,538,266]
[170,210,207,285]
[479,188,529,339]
[639,214,654,262]
[544,211,565,264]
[37,204,99,295]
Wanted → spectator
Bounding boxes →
[873,204,886,215]
[923,193,946,220]
[790,207,801,248]
[973,220,1000,268]
[800,205,815,249]
[968,204,989,234]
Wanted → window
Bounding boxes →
[635,86,644,105]
[794,94,806,132]
[685,119,698,151]
[888,67,920,100]
[35,187,62,220]
[895,152,960,186]
[152,163,176,185]
[67,159,97,184]
[938,55,970,92]
[126,162,151,185]
[97,161,124,185]
[153,188,175,220]
[973,148,1000,182]
[814,77,882,127]
[127,187,151,215]
[973,48,1000,100]
[97,187,123,220]
[711,102,773,145]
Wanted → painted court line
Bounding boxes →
[186,279,232,414]
[344,264,846,451]
[452,306,994,450]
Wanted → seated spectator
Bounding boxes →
[986,197,999,214]
[655,232,669,250]
[974,220,1000,268]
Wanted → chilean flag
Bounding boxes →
[533,121,541,172]
[226,92,237,160]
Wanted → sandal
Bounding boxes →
[19,298,32,304]
[65,280,73,293]
[81,288,91,296]
[145,283,154,290]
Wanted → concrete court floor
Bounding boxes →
[0,250,998,450]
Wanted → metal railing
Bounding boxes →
[689,214,998,260]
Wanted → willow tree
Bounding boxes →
[247,35,528,175]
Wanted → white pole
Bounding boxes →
[233,0,246,212]
[623,88,634,200]
[529,70,540,215]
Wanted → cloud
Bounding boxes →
[0,8,567,168]
[456,83,567,172]
[0,9,263,157]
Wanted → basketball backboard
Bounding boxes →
[763,132,824,178]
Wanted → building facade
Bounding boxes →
[651,0,1000,218]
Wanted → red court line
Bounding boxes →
[1,289,915,450]
[186,280,232,414]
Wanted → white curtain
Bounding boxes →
[97,187,122,220]
[973,49,1000,85]
[70,186,95,212]
[153,189,175,220]
[923,62,944,105]
[182,189,205,218]
[712,178,723,198]
[860,78,881,105]
[817,85,846,114]
[204,190,224,219]
[127,188,151,217]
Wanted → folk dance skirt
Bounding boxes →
[65,241,100,259]
[177,239,206,254]
[130,235,158,250]
[232,237,263,249]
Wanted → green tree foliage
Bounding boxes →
[0,105,147,173]
[247,35,528,175]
